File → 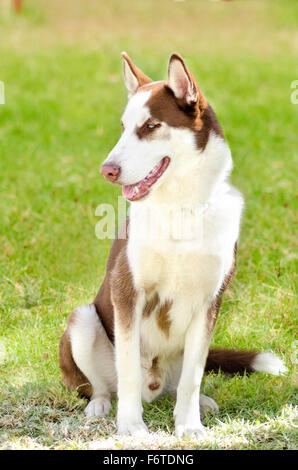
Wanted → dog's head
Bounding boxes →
[101,53,226,202]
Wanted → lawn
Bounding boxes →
[0,0,297,450]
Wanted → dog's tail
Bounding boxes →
[205,348,287,375]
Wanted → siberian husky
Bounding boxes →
[59,53,286,438]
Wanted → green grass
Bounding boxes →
[0,0,297,450]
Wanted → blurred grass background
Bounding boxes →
[0,0,297,450]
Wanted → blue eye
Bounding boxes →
[147,123,161,130]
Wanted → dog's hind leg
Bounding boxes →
[59,304,116,417]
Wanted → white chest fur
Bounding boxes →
[127,187,243,358]
[126,134,243,358]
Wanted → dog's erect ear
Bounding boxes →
[167,53,207,112]
[121,52,152,97]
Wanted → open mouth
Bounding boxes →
[122,157,170,201]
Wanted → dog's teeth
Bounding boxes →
[135,187,139,194]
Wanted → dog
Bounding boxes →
[59,52,286,438]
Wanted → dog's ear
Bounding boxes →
[167,53,207,112]
[121,52,152,97]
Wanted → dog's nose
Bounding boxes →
[100,163,121,183]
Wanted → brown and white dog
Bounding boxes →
[59,53,286,438]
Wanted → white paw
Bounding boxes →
[84,396,111,417]
[175,422,207,440]
[200,394,219,415]
[117,419,148,436]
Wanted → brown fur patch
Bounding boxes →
[143,289,173,337]
[138,81,223,151]
[143,291,160,317]
[156,299,173,337]
[93,219,129,343]
[110,244,137,331]
[136,118,162,139]
[207,242,237,333]
[152,356,159,370]
[59,312,92,398]
[148,355,162,389]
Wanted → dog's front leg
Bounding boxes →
[114,289,147,436]
[174,304,212,439]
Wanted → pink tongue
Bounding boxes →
[122,157,170,202]
[122,182,150,201]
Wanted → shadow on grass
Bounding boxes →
[0,373,296,449]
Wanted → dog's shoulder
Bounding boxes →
[93,217,130,342]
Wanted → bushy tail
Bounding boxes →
[205,348,287,375]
